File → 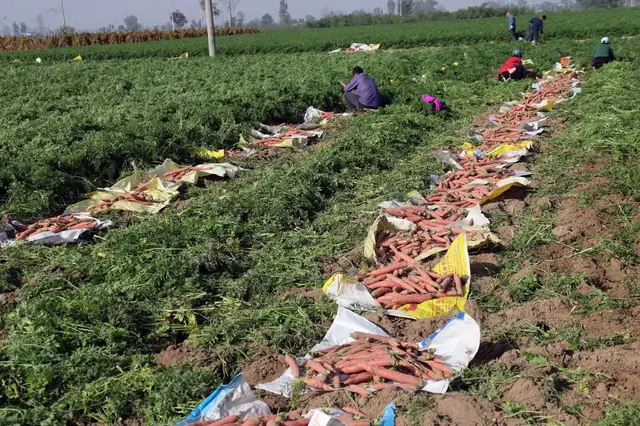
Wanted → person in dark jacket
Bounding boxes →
[592,37,615,69]
[340,66,382,113]
[507,12,517,42]
[497,50,529,81]
[528,15,546,44]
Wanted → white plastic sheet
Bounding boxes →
[177,375,270,426]
[256,307,480,397]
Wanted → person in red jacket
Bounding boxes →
[497,50,528,81]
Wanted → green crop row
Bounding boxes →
[1,8,639,62]
[3,38,633,219]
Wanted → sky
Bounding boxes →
[0,0,480,31]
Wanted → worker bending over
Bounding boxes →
[340,67,382,113]
[528,15,546,45]
[592,37,615,69]
[497,50,532,81]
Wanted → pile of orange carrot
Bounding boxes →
[360,262,466,308]
[192,409,371,426]
[285,332,454,394]
[161,166,209,183]
[16,216,97,239]
[254,125,318,147]
[89,192,154,212]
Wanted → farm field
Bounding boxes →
[1,8,640,426]
[1,8,640,61]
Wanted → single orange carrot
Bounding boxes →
[284,355,299,378]
[348,384,371,397]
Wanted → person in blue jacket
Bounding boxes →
[528,15,546,44]
[506,12,517,42]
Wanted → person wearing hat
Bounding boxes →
[592,37,615,69]
[497,50,528,81]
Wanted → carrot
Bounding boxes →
[385,293,433,305]
[341,357,394,374]
[454,274,463,296]
[343,372,374,385]
[348,384,370,397]
[287,410,302,420]
[366,366,424,387]
[371,287,391,298]
[343,421,371,426]
[369,263,406,277]
[369,382,395,391]
[304,377,333,391]
[306,359,330,375]
[67,222,95,230]
[285,355,299,378]
[389,245,416,265]
[204,415,239,426]
[362,275,386,286]
[283,420,310,426]
[385,274,418,293]
[242,417,262,426]
[426,360,454,376]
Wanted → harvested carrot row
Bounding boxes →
[282,333,454,395]
[16,215,99,239]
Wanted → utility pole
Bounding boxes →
[60,0,67,27]
[45,9,52,34]
[169,1,175,30]
[204,0,217,56]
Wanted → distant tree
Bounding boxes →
[35,14,46,34]
[305,14,316,22]
[246,18,260,26]
[219,0,241,26]
[279,0,292,24]
[12,21,19,35]
[236,11,245,26]
[352,8,368,14]
[199,0,222,16]
[117,24,126,32]
[373,7,384,15]
[387,0,396,14]
[19,21,27,34]
[190,19,200,28]
[57,25,76,35]
[124,15,141,31]
[261,13,274,26]
[170,10,188,28]
[598,0,622,6]
[413,0,439,13]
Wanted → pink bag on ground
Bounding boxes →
[421,94,445,111]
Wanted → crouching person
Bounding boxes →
[592,37,615,70]
[340,66,382,113]
[497,50,529,81]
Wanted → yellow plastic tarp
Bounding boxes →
[396,233,471,319]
